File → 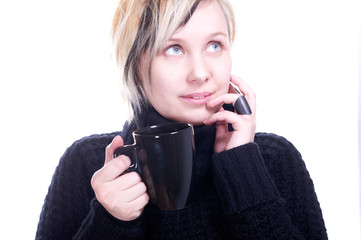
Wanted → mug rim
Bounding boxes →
[133,122,192,137]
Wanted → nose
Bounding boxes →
[187,54,211,83]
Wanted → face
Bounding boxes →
[142,0,232,125]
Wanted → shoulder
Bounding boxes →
[69,132,119,156]
[255,132,300,154]
[69,121,135,155]
[58,121,136,172]
[56,132,118,176]
[254,132,303,165]
[254,132,309,178]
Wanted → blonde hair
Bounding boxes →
[111,0,235,117]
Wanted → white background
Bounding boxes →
[0,0,360,239]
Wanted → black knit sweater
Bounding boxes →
[36,106,327,239]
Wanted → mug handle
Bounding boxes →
[113,144,140,174]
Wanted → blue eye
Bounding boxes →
[165,45,183,56]
[207,42,221,52]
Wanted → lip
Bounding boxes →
[180,92,212,105]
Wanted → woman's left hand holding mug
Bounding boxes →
[204,75,256,153]
[91,136,149,221]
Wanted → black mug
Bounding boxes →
[114,122,196,211]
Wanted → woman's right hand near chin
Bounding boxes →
[91,136,149,221]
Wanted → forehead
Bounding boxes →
[171,0,229,39]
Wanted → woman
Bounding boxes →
[36,0,328,239]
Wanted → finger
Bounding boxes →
[215,119,229,136]
[105,136,124,165]
[125,193,149,220]
[129,192,150,210]
[124,182,148,202]
[205,107,229,135]
[207,93,239,108]
[230,75,254,97]
[203,109,246,127]
[113,171,143,191]
[95,155,131,183]
[230,75,256,113]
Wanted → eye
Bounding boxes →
[165,45,183,56]
[206,42,221,53]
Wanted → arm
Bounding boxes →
[73,198,145,239]
[211,136,327,239]
[35,134,146,240]
[205,76,326,239]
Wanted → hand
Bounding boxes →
[204,75,256,153]
[91,136,149,221]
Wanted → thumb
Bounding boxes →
[105,135,124,165]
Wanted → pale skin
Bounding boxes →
[91,0,256,221]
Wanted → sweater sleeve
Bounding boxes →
[211,134,327,240]
[35,133,145,240]
[73,198,145,239]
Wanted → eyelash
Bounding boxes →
[163,41,224,55]
[212,41,223,47]
[209,41,223,50]
[162,45,182,56]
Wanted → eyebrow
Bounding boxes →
[168,31,228,42]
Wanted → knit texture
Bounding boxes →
[36,106,327,239]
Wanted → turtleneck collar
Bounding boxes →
[134,105,173,129]
[133,103,234,126]
[130,105,217,149]
[126,103,235,150]
[125,104,238,186]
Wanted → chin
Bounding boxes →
[174,111,214,126]
[161,105,217,126]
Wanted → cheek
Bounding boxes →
[151,58,173,81]
[146,65,180,106]
[220,54,232,76]
[214,56,232,88]
[150,60,186,92]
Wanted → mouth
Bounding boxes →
[180,92,212,105]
